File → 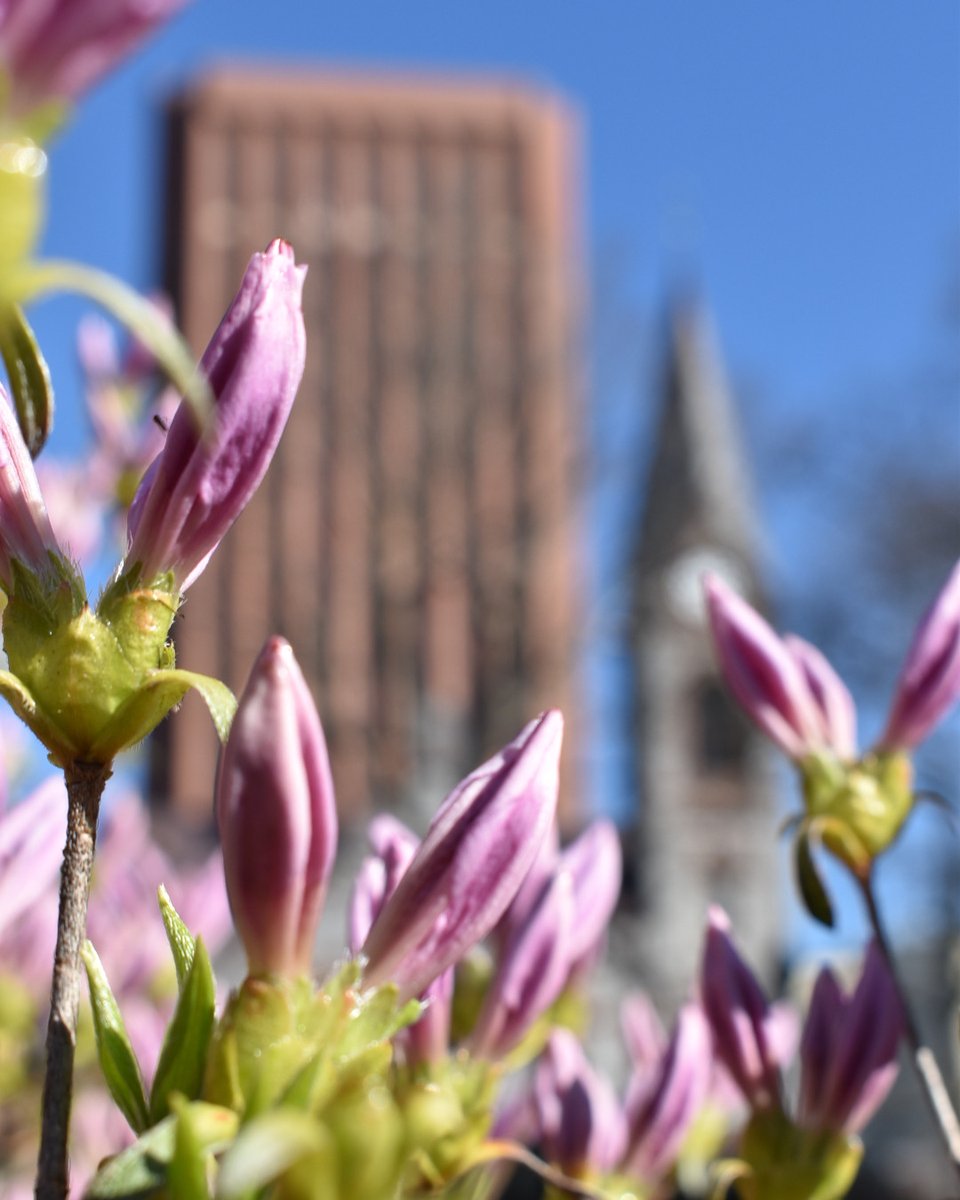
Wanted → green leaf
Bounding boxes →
[215,1110,328,1199]
[87,668,236,761]
[158,884,196,990]
[9,259,211,433]
[149,938,216,1124]
[167,1098,214,1200]
[0,302,53,457]
[794,831,835,928]
[81,941,149,1133]
[85,1104,238,1199]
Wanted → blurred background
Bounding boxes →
[16,3,960,1193]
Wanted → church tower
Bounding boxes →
[628,294,780,1013]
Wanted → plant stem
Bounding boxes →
[860,873,960,1183]
[35,761,112,1200]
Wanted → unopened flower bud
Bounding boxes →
[700,907,782,1113]
[704,574,825,761]
[880,560,960,752]
[562,818,622,972]
[535,1028,626,1178]
[622,1004,712,1182]
[361,711,563,1001]
[784,635,857,761]
[0,386,62,592]
[798,942,901,1135]
[125,239,306,592]
[216,637,336,977]
[469,868,573,1059]
[348,815,419,954]
[0,0,190,117]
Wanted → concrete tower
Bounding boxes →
[628,295,780,1013]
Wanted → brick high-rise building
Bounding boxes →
[155,69,582,830]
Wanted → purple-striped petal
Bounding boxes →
[361,711,563,1001]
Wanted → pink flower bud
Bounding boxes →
[562,818,622,971]
[468,868,574,1058]
[125,239,306,591]
[700,907,782,1112]
[216,637,336,977]
[798,942,901,1134]
[361,710,563,1001]
[0,0,190,115]
[0,389,63,591]
[535,1028,626,1177]
[880,560,960,751]
[622,1004,712,1182]
[704,574,828,761]
[347,814,419,954]
[784,635,857,761]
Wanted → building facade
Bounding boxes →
[155,69,582,829]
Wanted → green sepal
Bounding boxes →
[0,135,47,273]
[167,1096,214,1200]
[204,967,421,1121]
[794,830,835,928]
[324,1081,405,1200]
[709,1157,752,1199]
[149,937,216,1124]
[158,884,196,990]
[80,941,149,1134]
[84,1102,237,1199]
[0,301,53,456]
[88,668,236,761]
[0,668,76,764]
[276,1050,334,1113]
[399,1057,499,1189]
[17,99,69,147]
[338,983,422,1058]
[735,1109,864,1200]
[216,1109,330,1200]
[7,259,212,433]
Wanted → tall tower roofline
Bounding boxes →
[633,293,760,590]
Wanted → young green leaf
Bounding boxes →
[8,258,211,433]
[794,830,835,928]
[80,941,149,1133]
[149,937,216,1124]
[85,1104,238,1199]
[0,302,53,457]
[167,1097,214,1200]
[158,883,196,989]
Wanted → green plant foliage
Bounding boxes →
[149,938,216,1124]
[80,942,149,1134]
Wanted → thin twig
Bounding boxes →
[461,1139,607,1199]
[860,872,960,1184]
[35,761,111,1200]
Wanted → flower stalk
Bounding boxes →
[36,759,111,1200]
[858,873,960,1180]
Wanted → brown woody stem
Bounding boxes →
[860,872,960,1182]
[35,761,111,1200]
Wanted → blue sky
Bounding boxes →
[25,1,960,950]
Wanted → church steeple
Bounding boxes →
[634,292,758,596]
[626,292,779,1015]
